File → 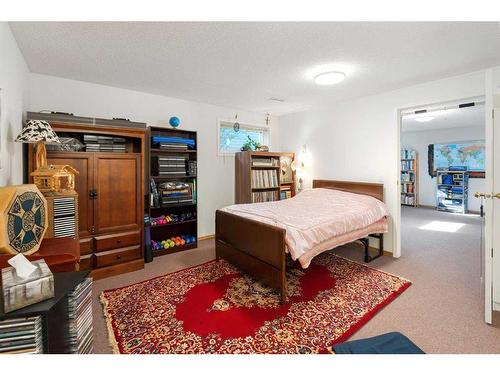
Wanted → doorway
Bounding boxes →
[398,97,489,321]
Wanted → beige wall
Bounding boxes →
[0,23,29,186]
[28,73,279,237]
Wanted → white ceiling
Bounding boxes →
[402,104,484,132]
[9,22,500,115]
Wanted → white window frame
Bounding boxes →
[217,118,271,156]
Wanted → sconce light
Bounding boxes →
[291,144,309,192]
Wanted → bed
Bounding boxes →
[215,179,389,303]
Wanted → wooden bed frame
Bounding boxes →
[215,179,385,303]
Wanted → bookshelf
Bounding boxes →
[147,126,198,257]
[436,169,469,214]
[401,149,418,207]
[235,151,295,204]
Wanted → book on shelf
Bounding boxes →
[252,157,279,167]
[251,169,278,189]
[280,188,292,200]
[400,149,417,159]
[252,190,279,202]
[401,184,414,193]
[401,194,416,205]
[401,159,415,171]
[154,180,196,207]
[401,172,414,182]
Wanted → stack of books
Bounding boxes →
[158,181,196,206]
[280,186,292,200]
[66,277,94,354]
[252,157,279,167]
[84,135,126,153]
[0,316,44,354]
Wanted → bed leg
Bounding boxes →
[215,241,221,261]
[363,234,384,263]
[280,261,287,304]
[361,238,370,263]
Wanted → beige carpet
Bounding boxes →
[92,206,500,353]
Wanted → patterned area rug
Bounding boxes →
[100,253,411,354]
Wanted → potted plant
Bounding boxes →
[240,136,261,151]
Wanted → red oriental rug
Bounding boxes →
[100,253,411,354]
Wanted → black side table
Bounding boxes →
[0,271,91,354]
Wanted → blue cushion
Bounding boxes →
[333,332,424,354]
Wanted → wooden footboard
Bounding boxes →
[215,210,287,303]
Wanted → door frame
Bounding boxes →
[396,92,492,323]
[484,69,494,323]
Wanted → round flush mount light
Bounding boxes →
[415,116,435,123]
[314,71,346,86]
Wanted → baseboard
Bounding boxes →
[198,234,215,241]
[90,259,144,280]
[411,204,480,215]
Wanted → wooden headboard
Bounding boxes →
[312,179,384,202]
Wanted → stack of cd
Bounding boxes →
[0,316,44,354]
[84,134,126,153]
[66,278,94,354]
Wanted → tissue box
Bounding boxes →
[0,259,54,314]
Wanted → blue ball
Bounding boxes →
[169,116,180,128]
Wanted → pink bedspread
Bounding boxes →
[221,188,389,268]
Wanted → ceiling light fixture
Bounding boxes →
[415,116,435,123]
[314,71,346,86]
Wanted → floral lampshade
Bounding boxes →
[15,120,60,144]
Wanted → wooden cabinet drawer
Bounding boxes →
[94,230,140,253]
[80,238,93,255]
[95,246,141,268]
[79,253,94,270]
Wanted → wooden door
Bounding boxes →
[94,154,141,234]
[46,153,94,238]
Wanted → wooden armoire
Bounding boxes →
[27,113,146,279]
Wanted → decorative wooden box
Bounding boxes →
[0,184,48,256]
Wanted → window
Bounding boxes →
[218,120,270,155]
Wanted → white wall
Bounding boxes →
[0,23,29,186]
[402,126,485,212]
[279,70,487,254]
[28,73,279,237]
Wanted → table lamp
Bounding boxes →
[15,120,60,170]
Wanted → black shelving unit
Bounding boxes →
[436,169,469,214]
[147,126,198,257]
